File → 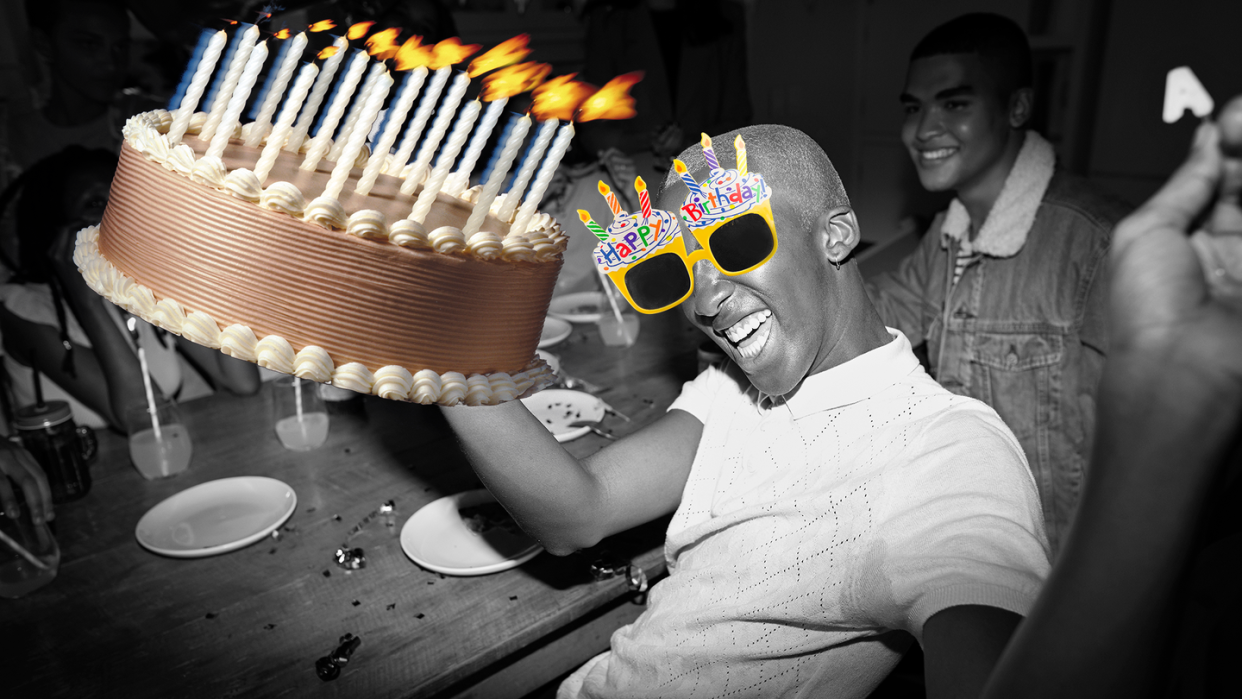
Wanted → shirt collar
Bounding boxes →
[755,329,920,419]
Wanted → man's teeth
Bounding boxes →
[921,148,956,161]
[724,309,772,344]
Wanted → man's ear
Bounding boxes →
[817,207,861,266]
[1009,87,1034,130]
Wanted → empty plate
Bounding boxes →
[400,489,542,576]
[135,477,297,558]
[548,292,608,323]
[539,317,572,348]
[521,389,606,442]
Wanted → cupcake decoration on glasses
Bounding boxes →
[583,133,776,314]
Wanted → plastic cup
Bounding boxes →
[273,377,329,451]
[0,489,59,599]
[125,399,193,480]
[597,312,640,347]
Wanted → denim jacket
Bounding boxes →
[866,170,1130,556]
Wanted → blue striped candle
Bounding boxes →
[168,28,215,110]
[479,111,519,188]
[312,48,364,138]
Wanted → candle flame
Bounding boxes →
[598,181,612,197]
[365,27,403,60]
[317,45,341,59]
[673,159,689,175]
[428,37,481,70]
[308,19,335,32]
[394,36,434,71]
[223,19,239,25]
[347,21,374,40]
[529,73,596,121]
[467,34,531,78]
[576,71,643,122]
[635,176,647,193]
[701,132,713,150]
[274,28,291,39]
[480,61,550,101]
[578,209,594,223]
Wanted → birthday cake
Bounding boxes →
[69,25,631,406]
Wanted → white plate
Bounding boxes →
[400,489,542,576]
[548,292,608,323]
[539,317,572,348]
[135,477,297,558]
[521,388,606,443]
[535,349,561,376]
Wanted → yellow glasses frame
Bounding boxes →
[605,198,778,314]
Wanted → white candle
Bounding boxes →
[246,32,307,147]
[355,66,427,195]
[301,50,369,172]
[463,114,530,238]
[206,40,269,160]
[408,99,481,223]
[254,63,319,183]
[496,116,556,222]
[445,96,507,195]
[323,70,392,201]
[200,25,260,144]
[510,122,574,236]
[386,66,449,176]
[328,62,385,163]
[400,70,470,195]
[168,30,227,146]
[286,35,348,153]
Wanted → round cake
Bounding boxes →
[75,109,565,405]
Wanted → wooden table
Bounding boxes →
[8,310,707,699]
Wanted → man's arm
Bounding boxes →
[174,336,261,396]
[924,605,1023,699]
[441,402,702,555]
[864,219,942,345]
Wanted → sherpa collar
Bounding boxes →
[939,130,1056,258]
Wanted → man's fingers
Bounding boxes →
[0,474,18,521]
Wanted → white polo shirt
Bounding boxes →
[562,330,1050,699]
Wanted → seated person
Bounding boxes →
[441,124,1050,698]
[0,147,259,431]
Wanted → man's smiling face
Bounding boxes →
[899,53,1016,196]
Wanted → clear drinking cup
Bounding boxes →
[0,486,60,599]
[125,399,193,480]
[597,311,641,347]
[273,377,329,451]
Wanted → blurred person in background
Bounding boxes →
[865,13,1131,557]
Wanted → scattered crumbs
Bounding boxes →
[352,600,361,607]
[322,570,332,578]
[268,547,277,554]
[386,603,396,611]
[344,447,353,454]
[643,398,655,405]
[270,530,282,540]
[264,623,276,630]
[205,612,217,620]
[426,581,435,585]
[307,507,317,513]
[509,595,518,601]
[438,573,446,579]
[333,515,342,521]
[415,613,425,619]
[283,524,298,532]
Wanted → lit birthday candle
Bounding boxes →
[328,61,386,163]
[206,40,269,160]
[167,29,227,146]
[446,60,549,195]
[399,70,471,195]
[246,31,308,147]
[444,96,507,196]
[323,69,393,201]
[635,176,652,218]
[598,181,623,220]
[200,24,260,143]
[700,132,721,171]
[496,116,556,222]
[408,99,482,223]
[462,113,530,238]
[285,35,349,153]
[254,62,319,183]
[385,66,449,176]
[168,29,215,111]
[509,121,574,236]
[734,134,748,177]
[673,159,704,199]
[301,49,369,171]
[355,66,428,195]
[577,209,608,241]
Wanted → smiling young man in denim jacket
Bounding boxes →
[866,14,1130,556]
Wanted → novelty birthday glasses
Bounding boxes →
[581,134,776,314]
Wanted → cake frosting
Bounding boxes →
[79,109,564,405]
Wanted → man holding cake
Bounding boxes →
[441,124,1050,698]
[865,14,1131,557]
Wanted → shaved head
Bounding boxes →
[657,124,850,233]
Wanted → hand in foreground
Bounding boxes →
[1108,94,1242,384]
[0,440,55,525]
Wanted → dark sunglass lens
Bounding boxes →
[710,214,774,273]
[626,254,692,311]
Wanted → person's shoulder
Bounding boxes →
[895,377,1027,467]
[1040,169,1134,233]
